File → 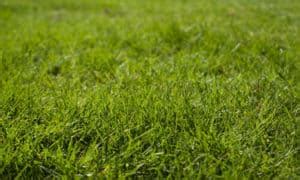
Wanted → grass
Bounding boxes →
[0,0,299,178]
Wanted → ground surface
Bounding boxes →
[0,0,299,178]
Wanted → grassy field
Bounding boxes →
[0,0,299,178]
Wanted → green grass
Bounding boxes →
[0,0,299,178]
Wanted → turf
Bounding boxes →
[0,0,299,178]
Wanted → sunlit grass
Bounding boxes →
[0,0,299,178]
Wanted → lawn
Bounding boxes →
[0,0,299,178]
